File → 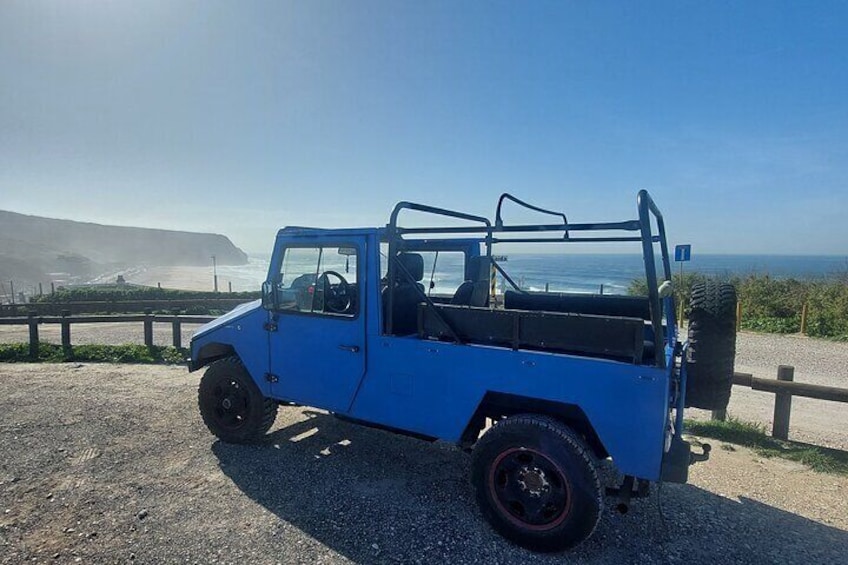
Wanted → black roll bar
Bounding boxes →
[495,193,569,239]
[386,202,492,335]
[384,192,673,369]
[637,189,671,368]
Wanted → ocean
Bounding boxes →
[217,253,848,296]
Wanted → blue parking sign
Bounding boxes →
[674,244,692,262]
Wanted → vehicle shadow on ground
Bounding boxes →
[212,409,848,564]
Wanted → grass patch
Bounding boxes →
[685,417,848,476]
[0,342,188,365]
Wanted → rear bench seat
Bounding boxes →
[503,291,650,319]
[504,290,657,363]
[418,303,646,364]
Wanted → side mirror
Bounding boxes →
[261,281,277,310]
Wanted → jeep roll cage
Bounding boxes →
[384,190,674,367]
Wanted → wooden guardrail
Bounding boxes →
[712,366,848,441]
[0,298,254,317]
[0,311,216,356]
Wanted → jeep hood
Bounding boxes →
[191,299,263,341]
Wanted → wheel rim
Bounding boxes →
[488,447,571,531]
[209,378,250,430]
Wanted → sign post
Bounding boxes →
[490,255,508,301]
[674,245,692,327]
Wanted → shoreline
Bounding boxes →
[88,260,269,293]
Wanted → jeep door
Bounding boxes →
[267,238,366,413]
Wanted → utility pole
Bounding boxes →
[212,255,218,292]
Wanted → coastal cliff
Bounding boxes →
[0,210,247,287]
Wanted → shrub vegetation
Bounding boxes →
[30,286,260,303]
[629,273,848,340]
[0,342,187,364]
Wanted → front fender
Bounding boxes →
[188,302,271,392]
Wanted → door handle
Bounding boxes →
[338,344,360,353]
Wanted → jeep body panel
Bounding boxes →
[267,234,372,412]
[189,300,270,391]
[351,336,670,480]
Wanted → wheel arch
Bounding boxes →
[460,392,609,459]
[189,342,237,372]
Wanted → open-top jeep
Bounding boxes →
[189,191,737,552]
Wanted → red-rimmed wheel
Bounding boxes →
[471,415,602,552]
[198,357,277,444]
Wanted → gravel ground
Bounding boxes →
[0,364,846,564]
[2,323,846,448]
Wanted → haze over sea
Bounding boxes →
[214,253,848,296]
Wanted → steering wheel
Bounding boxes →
[316,270,352,313]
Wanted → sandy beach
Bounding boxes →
[88,260,269,293]
[123,265,222,292]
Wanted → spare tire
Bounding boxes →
[685,281,738,410]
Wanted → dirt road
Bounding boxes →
[0,364,845,564]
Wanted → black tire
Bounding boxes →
[198,357,277,443]
[470,415,602,552]
[685,281,738,410]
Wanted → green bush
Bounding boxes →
[629,272,848,340]
[0,342,188,364]
[30,286,259,304]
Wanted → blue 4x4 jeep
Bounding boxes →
[189,192,737,552]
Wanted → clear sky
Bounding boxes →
[1,0,846,255]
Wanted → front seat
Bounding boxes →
[383,252,425,335]
[451,256,490,307]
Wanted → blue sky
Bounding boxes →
[1,0,846,254]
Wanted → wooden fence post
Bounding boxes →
[490,263,497,300]
[172,310,182,349]
[61,309,71,355]
[143,309,154,347]
[800,303,808,335]
[736,301,742,332]
[773,365,794,440]
[28,311,39,359]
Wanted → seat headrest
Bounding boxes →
[397,253,424,282]
[467,255,490,281]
